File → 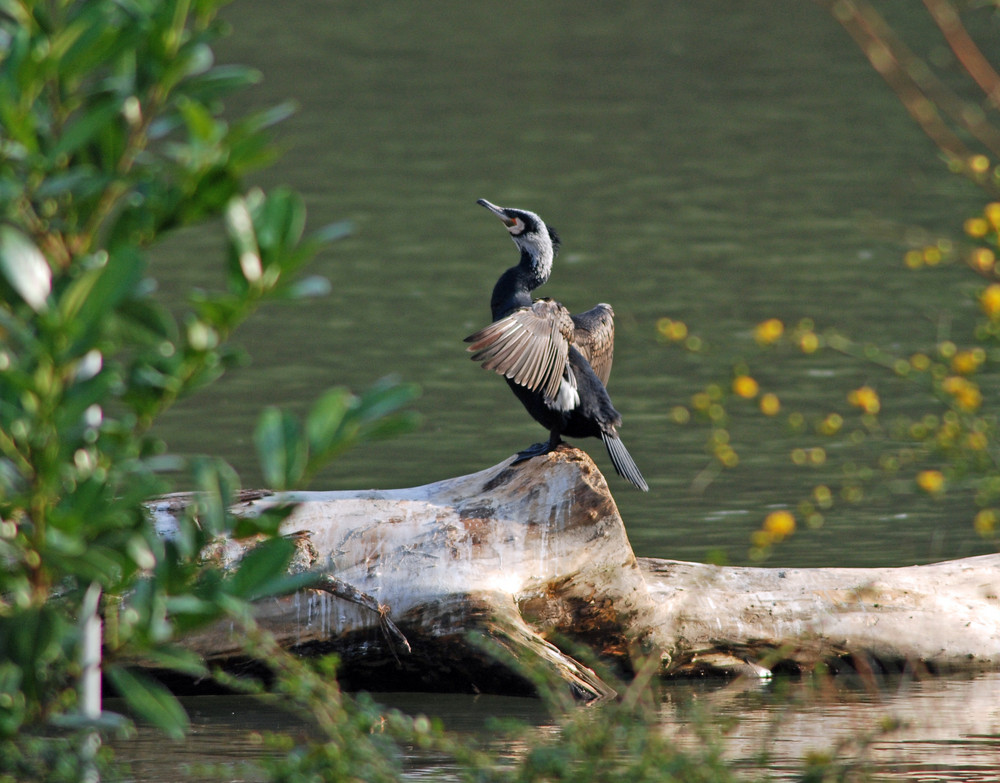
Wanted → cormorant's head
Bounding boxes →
[477,199,561,273]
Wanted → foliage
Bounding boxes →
[198,637,753,783]
[205,625,429,783]
[0,0,417,777]
[660,1,1000,560]
[490,683,739,783]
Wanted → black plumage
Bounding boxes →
[465,199,648,491]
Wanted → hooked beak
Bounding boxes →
[477,198,515,226]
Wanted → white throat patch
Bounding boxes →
[508,210,554,282]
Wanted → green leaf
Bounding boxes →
[178,96,221,144]
[306,388,352,456]
[190,457,240,538]
[57,264,104,326]
[105,666,189,740]
[254,187,306,264]
[51,96,125,159]
[70,246,146,340]
[8,608,64,672]
[117,297,180,344]
[254,407,307,490]
[163,595,221,622]
[357,410,423,442]
[0,226,51,312]
[283,274,331,300]
[232,504,295,540]
[357,378,422,423]
[35,168,108,201]
[178,42,214,79]
[310,220,354,245]
[224,537,293,599]
[58,11,141,76]
[225,195,262,289]
[182,64,262,104]
[224,537,316,602]
[0,662,26,735]
[238,100,297,135]
[136,645,208,678]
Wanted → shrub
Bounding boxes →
[0,1,416,777]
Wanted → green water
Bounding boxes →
[127,1,1000,778]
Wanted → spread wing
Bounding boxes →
[571,303,615,387]
[465,300,575,402]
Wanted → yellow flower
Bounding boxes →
[986,203,1000,229]
[966,431,988,451]
[669,406,691,424]
[980,284,1000,319]
[922,246,942,265]
[910,353,931,371]
[951,349,985,376]
[942,376,963,394]
[969,155,991,175]
[974,509,997,537]
[942,376,983,411]
[937,418,961,447]
[732,375,759,399]
[754,318,784,345]
[847,386,880,414]
[958,386,982,412]
[751,530,773,549]
[813,485,833,508]
[691,391,712,412]
[970,247,995,272]
[715,444,739,468]
[657,318,688,342]
[916,470,945,494]
[965,217,990,238]
[759,392,780,416]
[799,331,819,353]
[818,413,843,435]
[763,510,796,539]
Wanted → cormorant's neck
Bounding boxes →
[490,248,551,320]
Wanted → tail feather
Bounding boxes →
[601,431,649,492]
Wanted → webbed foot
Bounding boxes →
[511,433,563,465]
[511,442,550,464]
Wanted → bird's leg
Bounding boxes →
[512,430,564,465]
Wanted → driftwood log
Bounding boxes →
[151,447,1000,699]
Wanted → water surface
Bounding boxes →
[113,673,1000,782]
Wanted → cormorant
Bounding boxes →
[465,199,649,492]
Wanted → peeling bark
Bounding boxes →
[151,447,1000,697]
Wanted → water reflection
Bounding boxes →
[112,674,1000,782]
[664,673,1000,781]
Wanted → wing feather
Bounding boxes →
[571,303,615,387]
[465,300,574,402]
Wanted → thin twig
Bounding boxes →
[826,0,1000,175]
[312,574,412,661]
[923,0,1000,110]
